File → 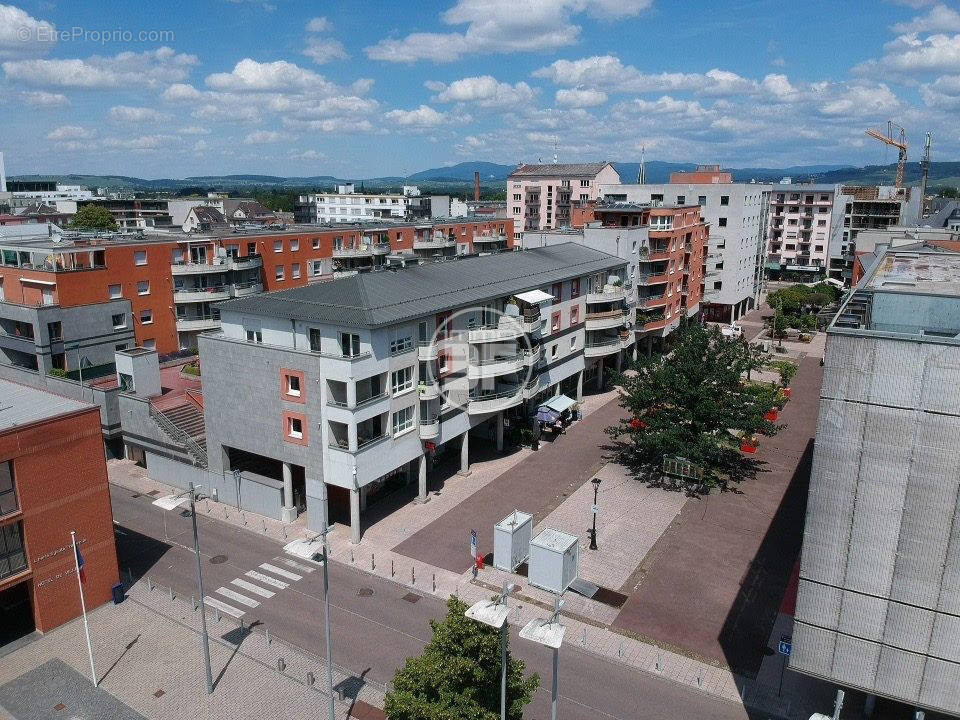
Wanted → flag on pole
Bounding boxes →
[75,544,86,584]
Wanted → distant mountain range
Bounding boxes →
[10,160,960,192]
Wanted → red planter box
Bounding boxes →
[740,442,758,453]
[764,409,779,422]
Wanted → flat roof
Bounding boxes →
[866,250,960,297]
[218,243,623,328]
[0,379,92,432]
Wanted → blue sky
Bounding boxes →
[1,0,959,178]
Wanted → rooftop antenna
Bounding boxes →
[553,136,558,164]
[637,146,646,185]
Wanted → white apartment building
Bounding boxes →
[198,244,632,541]
[765,185,835,277]
[507,163,621,241]
[295,186,410,224]
[600,180,771,323]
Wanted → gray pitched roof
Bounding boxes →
[219,243,623,329]
[191,206,228,224]
[0,379,92,432]
[508,162,614,178]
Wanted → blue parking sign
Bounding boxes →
[778,635,792,656]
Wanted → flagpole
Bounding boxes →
[71,531,97,687]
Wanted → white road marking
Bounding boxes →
[259,562,302,581]
[245,570,289,589]
[278,557,314,573]
[204,596,244,618]
[231,578,275,598]
[216,586,260,608]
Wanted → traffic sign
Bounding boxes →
[591,504,601,514]
[778,634,792,656]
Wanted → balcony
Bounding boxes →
[371,243,392,255]
[523,345,542,365]
[645,250,673,262]
[467,317,525,343]
[620,330,635,348]
[641,273,671,286]
[467,384,523,415]
[586,285,627,304]
[523,376,542,399]
[637,311,667,329]
[585,308,628,331]
[418,340,439,361]
[468,352,525,379]
[413,237,457,250]
[418,380,440,400]
[231,281,263,297]
[326,391,389,411]
[171,261,230,275]
[333,246,378,258]
[640,295,670,309]
[473,234,508,246]
[328,433,390,454]
[173,285,231,303]
[228,255,262,271]
[419,418,440,440]
[584,337,621,357]
[176,314,221,332]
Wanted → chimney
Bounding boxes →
[0,152,6,193]
[473,171,481,202]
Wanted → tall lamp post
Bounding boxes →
[153,482,213,694]
[588,476,601,550]
[465,581,518,720]
[520,595,566,720]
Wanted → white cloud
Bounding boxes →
[20,90,68,107]
[2,46,197,89]
[365,0,651,63]
[384,104,459,127]
[245,129,292,144]
[305,16,332,32]
[431,75,535,108]
[0,4,55,60]
[281,117,373,133]
[921,73,960,107]
[47,125,95,141]
[193,139,209,152]
[555,87,607,107]
[107,105,172,123]
[102,134,178,150]
[819,83,901,116]
[892,3,960,33]
[296,149,327,160]
[303,37,348,64]
[854,32,960,76]
[177,125,210,135]
[206,58,347,93]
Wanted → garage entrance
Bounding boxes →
[0,581,34,646]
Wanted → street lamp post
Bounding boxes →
[588,476,601,550]
[152,482,213,694]
[520,595,566,720]
[465,581,518,720]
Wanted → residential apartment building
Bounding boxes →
[198,244,630,541]
[76,198,174,232]
[765,185,835,277]
[826,185,921,283]
[0,380,119,641]
[507,163,621,240]
[4,180,96,213]
[295,185,412,224]
[792,245,960,717]
[0,218,514,362]
[601,168,770,323]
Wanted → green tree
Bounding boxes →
[607,323,779,489]
[72,204,117,231]
[385,596,539,720]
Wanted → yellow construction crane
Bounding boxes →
[865,121,908,188]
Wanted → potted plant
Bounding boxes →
[740,434,758,453]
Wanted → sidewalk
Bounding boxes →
[0,578,384,720]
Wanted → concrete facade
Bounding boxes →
[765,184,835,275]
[792,246,960,716]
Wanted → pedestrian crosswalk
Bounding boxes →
[202,553,315,619]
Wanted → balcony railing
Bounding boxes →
[171,261,230,275]
[329,433,390,453]
[175,314,221,331]
[173,285,231,303]
[326,390,388,410]
[413,237,456,250]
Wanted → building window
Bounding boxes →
[571,278,580,297]
[392,366,413,395]
[570,336,577,351]
[274,239,283,253]
[340,332,361,357]
[109,284,122,299]
[0,521,27,581]
[112,313,126,329]
[275,266,285,281]
[552,282,562,301]
[246,329,263,343]
[698,195,707,206]
[312,238,320,249]
[285,373,301,398]
[580,180,590,187]
[677,195,685,205]
[720,196,729,206]
[47,321,62,342]
[292,263,301,279]
[718,217,727,227]
[290,239,299,252]
[247,242,257,254]
[288,416,303,438]
[139,309,153,324]
[0,462,17,516]
[570,305,579,325]
[551,343,558,358]
[143,339,156,350]
[115,343,127,351]
[551,311,561,332]
[309,328,322,352]
[392,406,414,435]
[137,280,150,295]
[283,412,307,445]
[390,335,412,355]
[134,250,147,266]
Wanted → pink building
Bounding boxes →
[507,163,621,241]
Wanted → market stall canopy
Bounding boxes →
[515,289,555,304]
[543,394,577,413]
[536,408,561,424]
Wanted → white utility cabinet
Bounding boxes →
[493,510,533,572]
[528,528,579,593]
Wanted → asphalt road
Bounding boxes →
[111,485,756,720]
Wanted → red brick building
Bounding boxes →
[0,379,119,641]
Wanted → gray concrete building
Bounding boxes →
[198,244,632,541]
[765,184,835,277]
[792,245,960,716]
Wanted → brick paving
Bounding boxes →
[394,391,626,573]
[611,355,823,678]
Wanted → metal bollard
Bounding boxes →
[697,675,702,687]
[169,586,175,602]
[371,553,375,571]
[306,672,315,686]
[283,526,287,539]
[618,641,624,658]
[391,559,394,577]
[242,512,247,526]
[215,608,221,623]
[350,549,354,564]
[262,518,267,533]
[582,628,586,647]
[656,653,661,672]
[147,575,153,591]
[432,573,436,593]
[192,595,197,611]
[411,566,416,585]
[265,628,271,645]
[277,657,286,673]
